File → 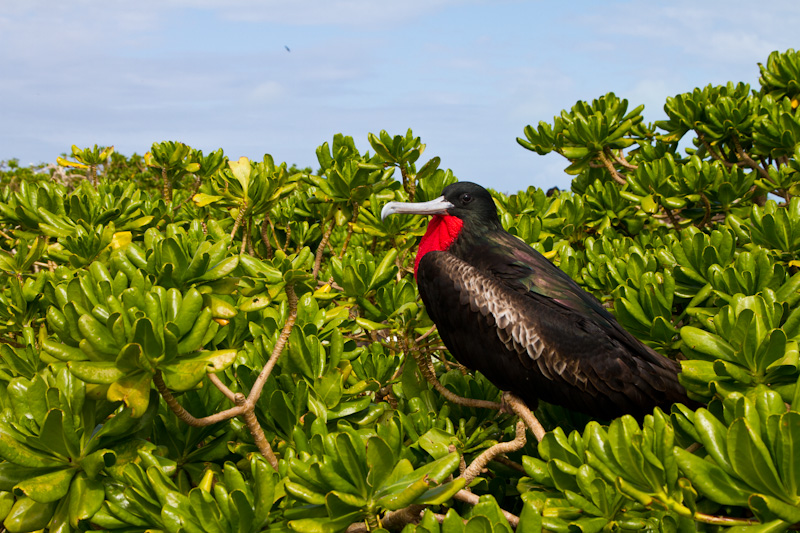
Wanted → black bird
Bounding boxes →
[381,181,692,420]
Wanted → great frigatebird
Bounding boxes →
[382,181,692,420]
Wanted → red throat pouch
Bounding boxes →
[415,215,463,277]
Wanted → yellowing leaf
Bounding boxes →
[56,157,89,169]
[228,156,252,193]
[110,232,132,250]
[107,372,152,418]
[192,193,223,207]
[99,146,115,160]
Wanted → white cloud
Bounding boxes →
[579,0,800,67]
[3,0,800,194]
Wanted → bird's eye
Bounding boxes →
[460,193,473,204]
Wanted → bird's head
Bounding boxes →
[381,181,500,225]
[381,181,501,276]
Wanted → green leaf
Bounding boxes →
[681,326,736,361]
[68,472,104,527]
[673,447,751,506]
[67,361,125,384]
[335,433,368,496]
[366,437,394,490]
[13,467,75,503]
[728,418,784,497]
[3,497,57,533]
[0,425,61,468]
[749,494,800,524]
[693,409,735,475]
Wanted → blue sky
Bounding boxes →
[2,1,799,193]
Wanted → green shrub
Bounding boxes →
[1,49,800,532]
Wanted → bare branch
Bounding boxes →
[345,505,426,533]
[313,213,336,279]
[260,216,273,259]
[414,350,504,411]
[415,324,438,343]
[229,198,248,242]
[732,135,770,181]
[249,284,299,400]
[453,490,520,528]
[339,204,359,258]
[696,131,735,168]
[153,282,298,472]
[461,420,527,485]
[595,151,628,186]
[493,455,526,473]
[503,392,546,442]
[207,373,237,402]
[693,513,758,526]
[609,148,638,171]
[153,370,246,427]
[662,206,681,230]
[236,393,279,469]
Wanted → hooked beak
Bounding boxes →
[381,196,454,221]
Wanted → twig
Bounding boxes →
[492,455,526,473]
[313,213,336,279]
[696,132,735,168]
[693,513,758,526]
[207,373,237,402]
[153,371,246,427]
[229,198,248,242]
[698,193,712,229]
[249,284,299,400]
[732,135,770,181]
[415,325,438,343]
[171,174,203,213]
[401,164,416,201]
[595,151,628,186]
[239,218,249,255]
[663,206,681,230]
[339,204,359,258]
[461,420,527,485]
[318,279,344,292]
[260,216,273,259]
[345,505,426,533]
[453,490,520,528]
[237,393,279,470]
[265,215,279,249]
[503,392,546,442]
[414,350,504,411]
[282,221,292,252]
[161,167,170,201]
[247,227,255,256]
[609,148,638,171]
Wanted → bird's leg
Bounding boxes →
[502,392,546,442]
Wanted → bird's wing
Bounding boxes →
[469,231,669,367]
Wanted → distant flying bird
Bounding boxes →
[284,45,291,52]
[382,181,693,420]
